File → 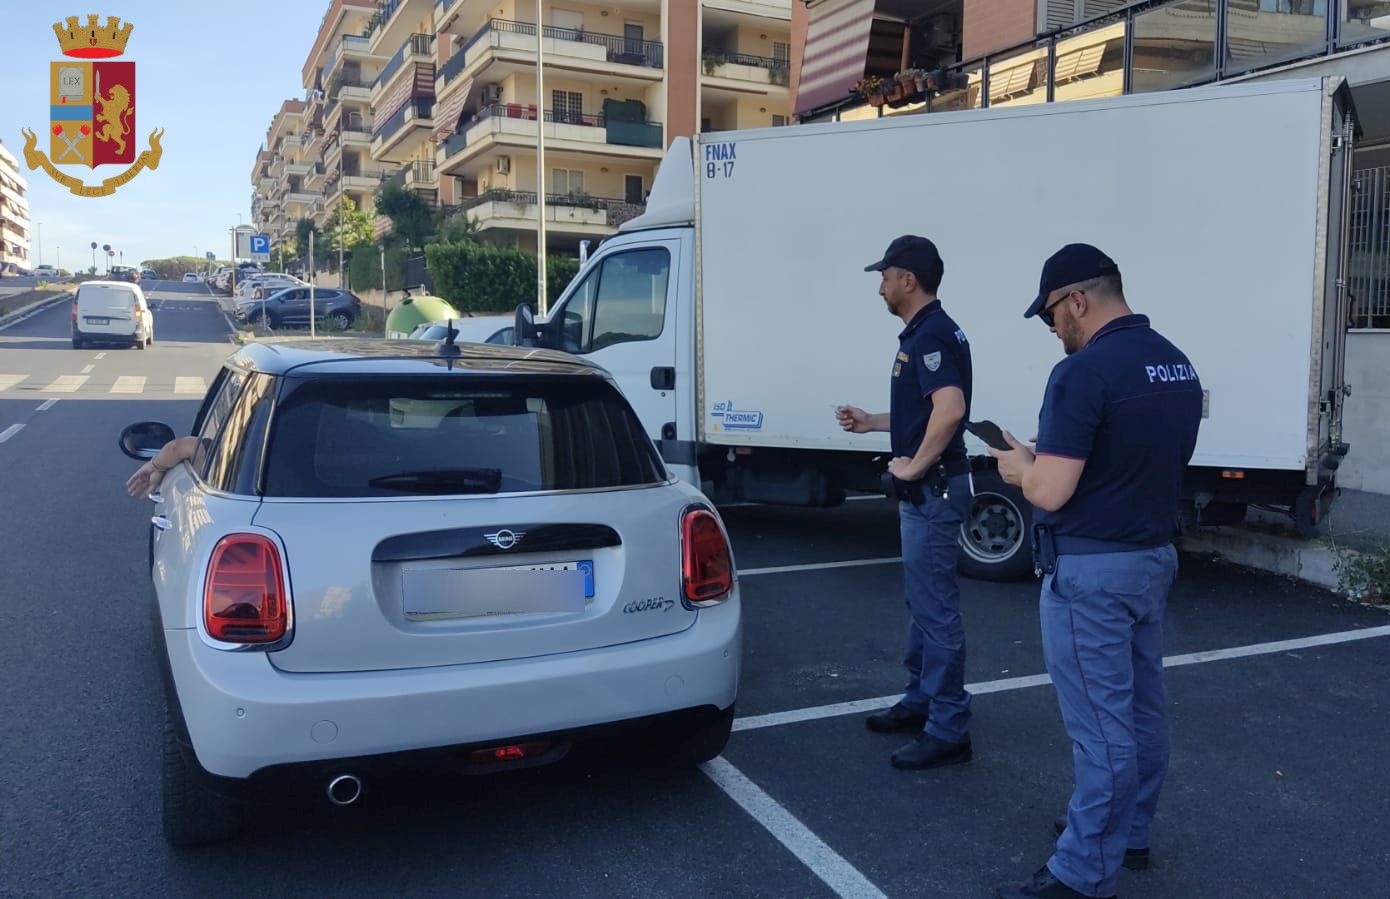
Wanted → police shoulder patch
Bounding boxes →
[923,351,942,372]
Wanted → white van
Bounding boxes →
[72,281,154,349]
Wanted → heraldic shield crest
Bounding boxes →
[20,15,165,197]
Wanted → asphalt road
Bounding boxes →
[2,288,1388,897]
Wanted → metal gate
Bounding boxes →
[1348,165,1390,329]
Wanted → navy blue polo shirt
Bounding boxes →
[1034,314,1203,547]
[890,301,972,462]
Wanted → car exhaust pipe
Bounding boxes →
[326,774,364,807]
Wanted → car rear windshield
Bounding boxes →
[78,285,136,309]
[262,374,665,498]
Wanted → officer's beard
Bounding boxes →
[1055,307,1085,355]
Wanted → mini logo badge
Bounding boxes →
[923,351,942,372]
[19,14,165,197]
[484,529,526,550]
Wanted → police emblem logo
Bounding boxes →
[19,14,165,198]
[896,351,909,363]
[923,351,942,372]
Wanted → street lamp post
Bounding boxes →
[36,223,42,267]
[536,0,548,316]
[90,241,96,274]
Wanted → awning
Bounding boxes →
[375,75,413,133]
[796,0,875,116]
[434,76,473,139]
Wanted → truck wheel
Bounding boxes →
[162,707,248,846]
[957,470,1034,582]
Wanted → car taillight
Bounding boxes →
[204,534,288,645]
[681,507,734,607]
[70,301,77,322]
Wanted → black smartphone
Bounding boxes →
[965,420,1013,451]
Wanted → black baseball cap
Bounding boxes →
[1025,243,1119,318]
[864,235,942,274]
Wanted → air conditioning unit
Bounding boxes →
[496,156,511,174]
[482,83,503,102]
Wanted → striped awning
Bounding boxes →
[796,0,875,116]
[434,76,473,139]
[376,75,412,133]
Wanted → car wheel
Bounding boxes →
[956,470,1035,582]
[658,705,735,766]
[72,337,84,349]
[162,707,249,847]
[327,311,352,330]
[136,338,147,350]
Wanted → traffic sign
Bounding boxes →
[205,251,215,260]
[249,234,271,262]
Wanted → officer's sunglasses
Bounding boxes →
[1038,290,1077,328]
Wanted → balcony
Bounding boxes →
[286,161,314,177]
[437,18,664,100]
[702,48,791,90]
[304,162,327,188]
[328,71,374,104]
[459,189,647,234]
[443,102,661,174]
[371,98,434,161]
[324,34,378,82]
[384,159,438,190]
[373,32,434,101]
[367,0,432,57]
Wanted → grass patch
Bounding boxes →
[1332,542,1390,604]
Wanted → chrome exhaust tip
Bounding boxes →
[326,774,363,807]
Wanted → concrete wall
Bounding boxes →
[1339,331,1390,494]
[962,0,1036,61]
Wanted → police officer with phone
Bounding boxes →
[989,245,1203,899]
[836,235,976,770]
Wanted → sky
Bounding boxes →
[0,1,329,270]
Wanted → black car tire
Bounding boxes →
[72,337,84,349]
[658,705,735,766]
[136,338,146,350]
[327,311,352,330]
[162,707,248,847]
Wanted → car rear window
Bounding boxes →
[262,375,665,498]
[78,284,136,309]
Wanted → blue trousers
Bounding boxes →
[898,492,971,743]
[1042,545,1177,898]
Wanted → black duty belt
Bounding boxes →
[884,457,971,503]
[1031,524,1166,576]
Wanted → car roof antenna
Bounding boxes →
[438,316,461,368]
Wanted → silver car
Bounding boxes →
[120,340,741,846]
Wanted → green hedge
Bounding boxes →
[347,244,408,293]
[424,242,580,314]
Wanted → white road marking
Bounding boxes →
[81,364,94,374]
[701,757,887,899]
[37,399,58,411]
[110,376,146,394]
[0,424,24,443]
[43,375,88,393]
[174,376,205,395]
[740,558,901,577]
[732,624,1390,733]
[95,352,107,359]
[0,375,28,391]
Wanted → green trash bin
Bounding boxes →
[385,294,462,339]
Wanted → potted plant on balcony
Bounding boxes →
[854,76,885,107]
[702,49,723,76]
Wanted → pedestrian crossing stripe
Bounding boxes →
[110,376,146,394]
[44,375,88,393]
[0,374,208,396]
[175,377,205,394]
[0,374,27,391]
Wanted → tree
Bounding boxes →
[436,209,480,245]
[374,183,435,252]
[295,219,322,272]
[330,197,375,254]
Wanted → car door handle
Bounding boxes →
[650,367,675,390]
[151,516,170,531]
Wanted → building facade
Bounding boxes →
[0,140,32,273]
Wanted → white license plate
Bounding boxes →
[402,560,594,618]
[86,317,109,325]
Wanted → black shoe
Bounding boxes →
[1052,817,1151,871]
[994,865,1097,898]
[865,703,927,734]
[889,734,972,769]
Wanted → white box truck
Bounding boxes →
[515,76,1354,581]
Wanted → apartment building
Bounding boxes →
[252,0,794,256]
[0,140,32,273]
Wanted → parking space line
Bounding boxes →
[43,375,88,393]
[111,376,146,394]
[37,399,58,411]
[0,375,28,391]
[94,352,107,359]
[740,558,901,577]
[701,757,888,899]
[175,376,205,395]
[732,625,1390,734]
[81,364,95,374]
[0,424,24,444]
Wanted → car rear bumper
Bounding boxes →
[72,325,139,343]
[166,595,741,779]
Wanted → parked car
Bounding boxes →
[34,265,60,280]
[72,280,153,349]
[118,340,739,845]
[236,285,361,328]
[181,272,200,283]
[408,315,514,345]
[140,268,158,281]
[109,264,140,284]
[234,272,304,301]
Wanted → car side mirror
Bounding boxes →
[119,421,176,461]
[514,303,538,347]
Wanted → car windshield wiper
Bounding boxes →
[366,468,503,494]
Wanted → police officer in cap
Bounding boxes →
[989,244,1203,899]
[836,235,975,770]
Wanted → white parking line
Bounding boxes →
[95,352,107,359]
[701,757,888,899]
[37,399,58,411]
[732,624,1390,734]
[43,375,88,393]
[81,364,94,374]
[0,424,24,444]
[111,376,146,394]
[740,558,901,578]
[174,376,205,395]
[0,374,28,391]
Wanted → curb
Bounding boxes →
[0,290,71,330]
[1181,526,1351,592]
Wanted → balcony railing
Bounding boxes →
[376,33,434,89]
[460,189,647,228]
[440,129,468,161]
[325,34,372,77]
[471,102,662,148]
[374,99,434,139]
[459,19,664,69]
[703,49,790,85]
[383,160,437,188]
